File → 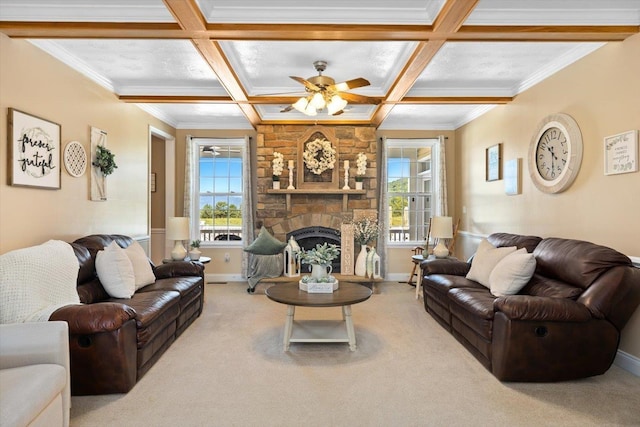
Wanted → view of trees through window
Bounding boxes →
[387,140,438,243]
[195,140,244,243]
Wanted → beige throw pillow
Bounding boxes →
[96,241,135,299]
[124,240,156,290]
[465,239,517,288]
[489,248,536,297]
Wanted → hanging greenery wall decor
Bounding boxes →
[92,145,118,176]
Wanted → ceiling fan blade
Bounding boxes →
[330,77,370,92]
[338,92,380,105]
[290,76,321,92]
[254,90,306,97]
[280,105,294,113]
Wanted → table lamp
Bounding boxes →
[431,216,453,258]
[167,217,190,260]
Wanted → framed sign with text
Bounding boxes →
[8,108,61,189]
[604,130,638,175]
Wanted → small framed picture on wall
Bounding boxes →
[486,143,502,182]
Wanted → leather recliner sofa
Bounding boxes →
[49,234,205,395]
[421,233,640,382]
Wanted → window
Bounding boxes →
[192,139,245,245]
[386,139,440,244]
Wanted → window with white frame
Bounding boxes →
[386,139,440,244]
[192,139,245,245]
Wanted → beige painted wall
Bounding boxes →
[454,34,640,357]
[0,35,174,253]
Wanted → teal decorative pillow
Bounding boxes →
[244,226,287,255]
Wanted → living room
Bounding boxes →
[1,1,639,425]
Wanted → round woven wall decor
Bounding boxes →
[64,141,87,177]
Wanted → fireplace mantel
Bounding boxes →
[266,189,366,211]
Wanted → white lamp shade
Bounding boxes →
[431,216,453,239]
[166,217,190,240]
[292,97,309,113]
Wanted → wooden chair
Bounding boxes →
[408,218,431,286]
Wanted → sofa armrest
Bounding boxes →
[0,321,70,427]
[49,303,136,334]
[153,261,204,279]
[421,258,471,277]
[494,295,592,322]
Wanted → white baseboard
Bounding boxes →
[205,273,246,283]
[614,350,640,376]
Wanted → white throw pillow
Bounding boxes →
[124,240,156,290]
[465,239,517,288]
[489,248,537,297]
[96,241,135,299]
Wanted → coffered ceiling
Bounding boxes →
[1,1,638,130]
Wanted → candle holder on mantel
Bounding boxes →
[287,163,295,189]
[343,160,350,190]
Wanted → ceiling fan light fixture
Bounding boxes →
[304,102,317,116]
[327,94,347,115]
[310,92,326,109]
[292,97,309,113]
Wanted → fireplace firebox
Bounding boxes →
[287,226,341,273]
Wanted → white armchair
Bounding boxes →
[0,321,70,427]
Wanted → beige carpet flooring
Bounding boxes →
[70,282,640,427]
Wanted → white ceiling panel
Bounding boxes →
[409,42,605,97]
[196,0,447,24]
[379,104,497,130]
[220,41,417,97]
[257,104,377,122]
[137,104,253,130]
[468,0,640,25]
[31,39,224,96]
[0,0,175,22]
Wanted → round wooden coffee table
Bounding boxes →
[265,282,372,351]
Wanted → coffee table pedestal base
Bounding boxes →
[283,305,356,351]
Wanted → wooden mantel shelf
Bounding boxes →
[266,188,366,211]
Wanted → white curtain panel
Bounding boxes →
[183,135,194,221]
[241,135,255,279]
[376,137,388,278]
[435,135,448,217]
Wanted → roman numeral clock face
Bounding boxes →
[528,113,583,194]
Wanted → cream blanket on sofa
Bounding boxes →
[0,240,81,323]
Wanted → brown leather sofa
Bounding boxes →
[49,234,205,395]
[421,233,640,382]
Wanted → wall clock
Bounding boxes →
[528,113,583,194]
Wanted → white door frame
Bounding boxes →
[148,126,175,260]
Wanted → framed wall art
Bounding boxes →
[8,108,61,189]
[504,158,521,195]
[604,130,638,175]
[485,143,502,182]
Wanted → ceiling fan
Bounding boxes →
[280,61,379,116]
[200,145,241,157]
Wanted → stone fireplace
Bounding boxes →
[256,124,379,274]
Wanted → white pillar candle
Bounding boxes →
[288,160,294,168]
[344,160,349,168]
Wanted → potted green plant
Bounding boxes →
[92,145,118,176]
[189,240,201,261]
[299,242,340,281]
[355,152,367,189]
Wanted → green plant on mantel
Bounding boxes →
[93,145,118,176]
[191,240,201,249]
